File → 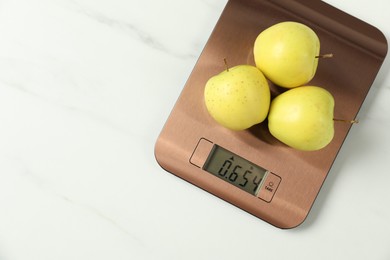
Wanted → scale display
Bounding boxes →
[203,145,267,196]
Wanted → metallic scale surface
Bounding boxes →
[155,0,387,228]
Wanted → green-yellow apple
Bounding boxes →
[254,21,320,88]
[204,65,270,130]
[268,86,334,151]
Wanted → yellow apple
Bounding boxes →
[268,86,334,151]
[254,21,320,88]
[204,65,270,130]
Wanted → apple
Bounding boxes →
[204,64,270,130]
[267,86,334,151]
[253,21,321,88]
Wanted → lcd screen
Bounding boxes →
[203,145,267,196]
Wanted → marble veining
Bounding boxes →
[15,155,145,246]
[0,0,389,259]
[67,3,195,60]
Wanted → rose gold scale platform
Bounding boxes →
[155,0,387,229]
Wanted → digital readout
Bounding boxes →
[203,145,267,196]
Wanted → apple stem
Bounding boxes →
[316,53,334,59]
[224,58,229,72]
[333,118,359,124]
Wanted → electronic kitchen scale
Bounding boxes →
[155,0,387,228]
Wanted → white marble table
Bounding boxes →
[0,0,389,259]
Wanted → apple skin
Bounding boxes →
[268,86,334,151]
[254,21,320,88]
[204,65,270,131]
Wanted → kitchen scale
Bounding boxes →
[155,0,387,228]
